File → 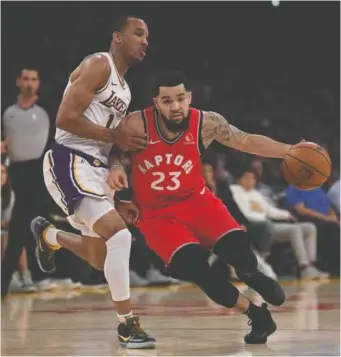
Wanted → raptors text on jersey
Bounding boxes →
[131,106,206,215]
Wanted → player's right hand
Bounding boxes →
[112,123,148,152]
[107,166,128,191]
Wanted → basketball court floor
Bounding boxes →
[1,279,340,356]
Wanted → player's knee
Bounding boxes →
[168,243,210,281]
[76,197,126,240]
[169,244,240,308]
[93,209,126,240]
[213,229,258,274]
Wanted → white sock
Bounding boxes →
[104,228,132,302]
[45,228,61,247]
[117,311,133,323]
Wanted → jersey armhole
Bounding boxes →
[141,110,149,141]
[94,77,110,94]
[197,111,205,156]
[81,53,110,94]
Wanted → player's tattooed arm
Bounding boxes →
[201,111,291,158]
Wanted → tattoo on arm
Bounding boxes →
[201,111,248,148]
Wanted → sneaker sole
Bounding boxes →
[240,273,285,306]
[31,217,56,274]
[119,341,156,349]
[34,246,55,274]
[245,321,277,344]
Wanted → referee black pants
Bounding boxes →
[1,159,48,296]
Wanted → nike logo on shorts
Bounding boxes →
[200,187,206,195]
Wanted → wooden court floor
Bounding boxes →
[1,279,340,356]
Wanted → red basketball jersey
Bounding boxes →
[131,106,206,216]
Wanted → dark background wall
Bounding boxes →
[2,1,340,178]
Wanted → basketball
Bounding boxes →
[281,141,331,190]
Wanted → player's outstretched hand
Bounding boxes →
[107,166,128,191]
[113,119,148,151]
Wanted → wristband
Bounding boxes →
[111,163,123,168]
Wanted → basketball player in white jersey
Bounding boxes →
[30,16,156,349]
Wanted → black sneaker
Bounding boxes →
[30,216,59,273]
[244,303,277,344]
[117,316,156,349]
[236,269,285,306]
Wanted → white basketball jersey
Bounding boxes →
[55,52,131,164]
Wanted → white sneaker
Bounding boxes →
[129,271,148,287]
[9,272,24,293]
[302,266,330,280]
[255,253,277,281]
[21,270,38,292]
[9,272,38,293]
[314,268,330,279]
[22,270,33,284]
[36,278,58,291]
[52,278,82,289]
[301,266,319,280]
[146,267,170,285]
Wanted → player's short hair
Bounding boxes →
[113,15,143,33]
[153,70,190,96]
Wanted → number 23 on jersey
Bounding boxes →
[151,171,181,191]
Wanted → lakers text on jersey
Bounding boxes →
[55,52,131,165]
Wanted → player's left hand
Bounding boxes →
[107,166,128,191]
[116,201,140,225]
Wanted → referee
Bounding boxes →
[1,67,52,297]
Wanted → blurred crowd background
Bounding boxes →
[1,1,340,295]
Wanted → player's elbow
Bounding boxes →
[233,137,249,152]
[56,109,75,130]
[55,115,66,129]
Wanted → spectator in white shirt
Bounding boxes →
[327,179,340,214]
[230,169,329,280]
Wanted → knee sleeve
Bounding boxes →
[104,228,132,301]
[169,244,239,308]
[213,230,258,274]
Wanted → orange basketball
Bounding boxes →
[281,141,331,190]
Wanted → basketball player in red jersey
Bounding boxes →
[108,71,295,344]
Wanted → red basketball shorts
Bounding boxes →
[136,187,242,265]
